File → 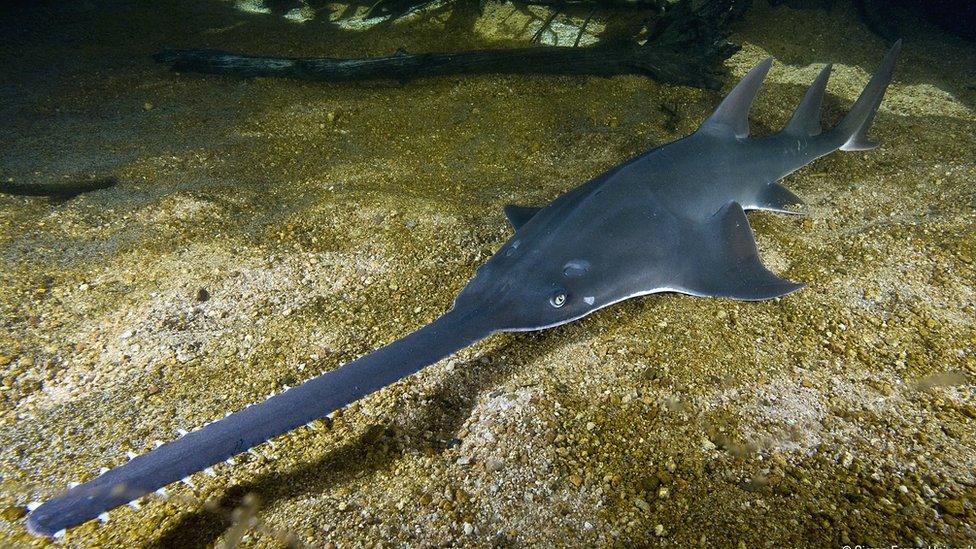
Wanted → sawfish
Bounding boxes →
[26,41,901,537]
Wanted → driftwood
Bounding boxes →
[0,177,117,199]
[155,43,733,89]
[155,1,743,90]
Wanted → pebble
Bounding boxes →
[463,522,474,535]
[485,457,505,473]
[196,288,210,302]
[634,498,650,512]
[939,499,965,516]
[1,506,26,522]
[655,524,665,536]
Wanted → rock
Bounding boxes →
[1,506,26,522]
[196,288,210,302]
[463,522,474,535]
[655,524,665,536]
[634,498,651,512]
[939,499,965,516]
[485,457,505,473]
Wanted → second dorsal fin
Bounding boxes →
[700,57,773,139]
[783,64,832,136]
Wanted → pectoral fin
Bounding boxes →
[673,202,804,301]
[504,204,541,230]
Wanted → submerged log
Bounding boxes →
[0,177,117,199]
[156,43,731,89]
[155,1,742,89]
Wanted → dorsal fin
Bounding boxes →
[503,204,541,230]
[700,57,773,139]
[784,64,832,136]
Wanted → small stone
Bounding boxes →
[1,506,26,522]
[485,457,504,473]
[568,474,583,487]
[196,288,210,302]
[337,501,349,512]
[634,498,651,512]
[655,524,665,536]
[939,499,965,516]
[143,101,153,111]
[463,522,473,535]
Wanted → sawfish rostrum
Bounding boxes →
[26,41,901,537]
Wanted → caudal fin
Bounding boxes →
[832,40,902,151]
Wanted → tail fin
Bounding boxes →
[832,40,902,151]
[783,64,832,136]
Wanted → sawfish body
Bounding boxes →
[26,41,901,537]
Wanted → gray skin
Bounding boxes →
[26,41,900,538]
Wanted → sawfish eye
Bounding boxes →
[550,291,567,308]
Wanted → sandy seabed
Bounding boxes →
[0,1,973,546]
